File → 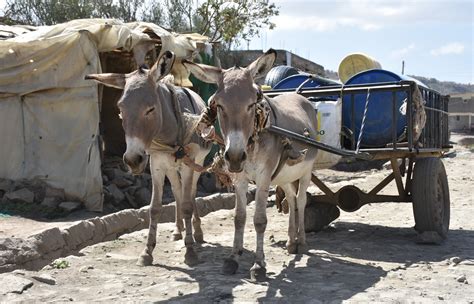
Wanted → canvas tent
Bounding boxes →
[0,19,210,211]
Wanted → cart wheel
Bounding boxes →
[412,157,450,242]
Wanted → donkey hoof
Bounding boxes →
[222,258,239,275]
[287,242,298,254]
[136,254,153,266]
[194,233,205,244]
[184,248,199,266]
[250,263,267,282]
[172,232,183,241]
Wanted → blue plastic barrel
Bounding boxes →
[273,74,341,90]
[342,69,427,147]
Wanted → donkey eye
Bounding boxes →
[146,107,155,115]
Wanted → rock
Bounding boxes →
[41,197,59,209]
[5,188,35,204]
[199,173,217,193]
[124,192,138,208]
[113,168,130,180]
[0,179,13,193]
[58,201,82,212]
[126,186,140,196]
[0,274,34,294]
[45,186,66,201]
[12,270,26,276]
[107,184,125,203]
[79,266,89,273]
[304,196,340,233]
[450,257,462,265]
[112,176,134,188]
[142,173,151,183]
[32,274,56,285]
[456,274,467,283]
[134,188,151,206]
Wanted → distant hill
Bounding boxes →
[323,69,473,95]
[408,75,473,95]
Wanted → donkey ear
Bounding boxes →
[150,50,175,83]
[182,60,221,84]
[247,48,277,80]
[85,73,126,89]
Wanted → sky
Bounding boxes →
[244,0,473,84]
[1,0,472,83]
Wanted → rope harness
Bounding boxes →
[195,85,307,183]
[147,84,232,187]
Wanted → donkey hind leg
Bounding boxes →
[296,172,311,253]
[137,157,165,266]
[222,178,248,275]
[179,165,200,266]
[280,182,298,254]
[250,180,271,282]
[189,152,208,244]
[167,169,184,241]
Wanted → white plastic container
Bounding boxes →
[312,99,342,169]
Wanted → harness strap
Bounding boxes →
[181,88,197,114]
[164,83,186,160]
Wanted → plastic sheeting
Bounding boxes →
[0,19,209,211]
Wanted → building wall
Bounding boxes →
[449,115,472,131]
[448,94,474,132]
[223,49,325,75]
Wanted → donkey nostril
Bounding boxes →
[136,154,143,164]
[224,151,230,161]
[241,152,247,161]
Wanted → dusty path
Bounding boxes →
[1,134,473,303]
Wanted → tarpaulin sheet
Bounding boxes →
[0,19,209,211]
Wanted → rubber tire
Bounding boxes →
[264,66,299,88]
[412,158,450,239]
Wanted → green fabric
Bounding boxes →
[189,51,221,164]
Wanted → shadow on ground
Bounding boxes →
[158,223,474,303]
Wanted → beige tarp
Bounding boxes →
[0,19,209,211]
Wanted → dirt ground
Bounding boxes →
[1,133,473,303]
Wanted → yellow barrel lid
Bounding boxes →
[338,53,382,83]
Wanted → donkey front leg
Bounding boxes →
[137,156,165,266]
[166,169,184,241]
[250,180,271,281]
[222,178,248,275]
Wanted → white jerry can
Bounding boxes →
[312,98,343,169]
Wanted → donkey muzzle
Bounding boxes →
[123,152,148,175]
[224,149,247,173]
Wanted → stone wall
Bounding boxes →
[0,193,239,273]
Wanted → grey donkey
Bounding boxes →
[86,51,211,266]
[184,49,319,280]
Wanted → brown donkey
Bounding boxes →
[184,49,319,280]
[87,51,211,266]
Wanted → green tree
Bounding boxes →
[4,0,278,47]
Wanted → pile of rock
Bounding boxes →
[101,156,223,213]
[0,156,224,218]
[0,178,82,217]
